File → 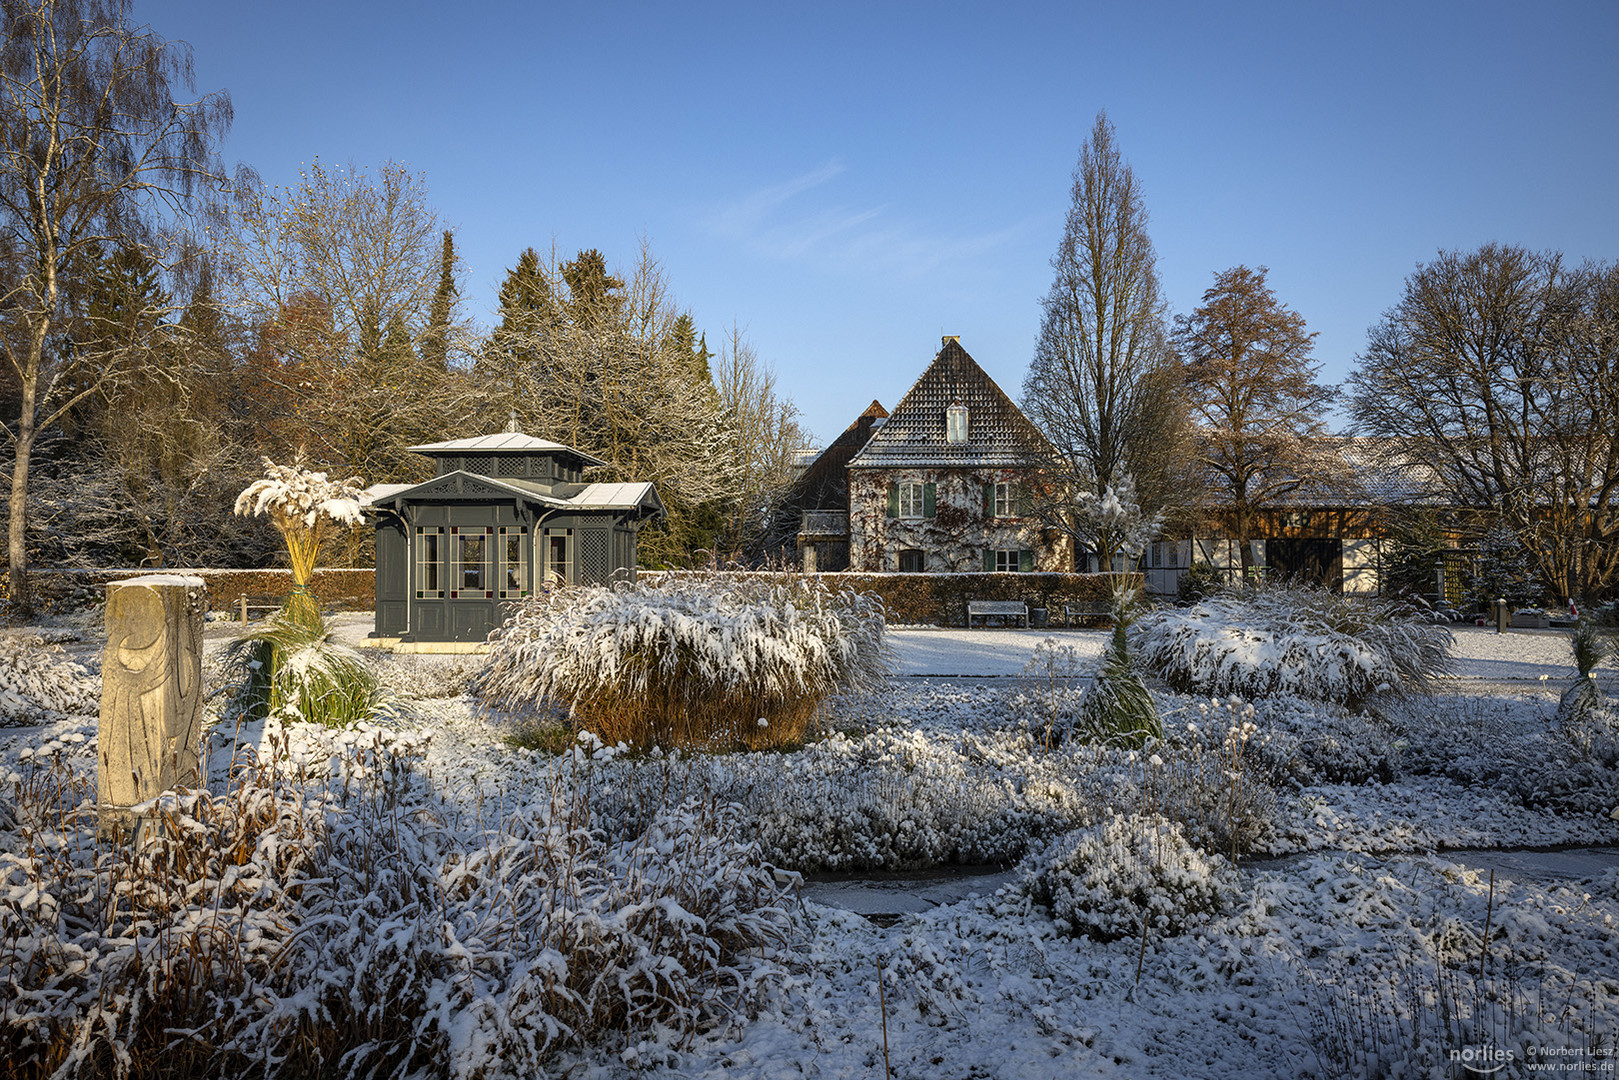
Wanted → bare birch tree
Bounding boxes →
[0,0,230,608]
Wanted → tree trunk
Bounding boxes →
[7,420,36,615]
[1234,502,1255,585]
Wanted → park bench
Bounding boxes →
[232,593,285,624]
[966,599,1029,628]
[1062,601,1113,628]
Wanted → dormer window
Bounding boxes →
[946,403,969,443]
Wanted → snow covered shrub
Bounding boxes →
[1021,812,1237,942]
[0,724,796,1079]
[0,634,98,724]
[1174,561,1228,606]
[1007,638,1088,747]
[222,604,387,728]
[371,654,477,701]
[473,575,891,751]
[1144,697,1280,858]
[1133,583,1454,707]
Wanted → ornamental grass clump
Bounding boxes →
[472,575,892,751]
[229,457,377,728]
[1133,582,1454,707]
[233,455,365,622]
[223,602,388,728]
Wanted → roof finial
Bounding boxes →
[505,408,522,434]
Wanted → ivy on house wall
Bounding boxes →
[849,469,1069,573]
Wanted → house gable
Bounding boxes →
[848,337,1055,469]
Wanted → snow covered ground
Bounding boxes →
[4,614,1617,1077]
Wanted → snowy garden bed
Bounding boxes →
[2,609,1616,1077]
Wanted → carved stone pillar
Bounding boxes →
[97,575,207,840]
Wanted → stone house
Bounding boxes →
[786,400,888,572]
[843,336,1069,573]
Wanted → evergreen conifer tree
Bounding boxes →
[421,229,457,369]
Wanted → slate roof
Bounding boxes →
[789,400,888,510]
[848,338,1054,468]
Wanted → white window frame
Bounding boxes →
[993,482,1015,518]
[897,482,927,518]
[994,549,1024,573]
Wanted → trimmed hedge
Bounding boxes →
[643,570,1135,627]
[9,567,376,613]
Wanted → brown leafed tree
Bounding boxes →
[0,0,230,609]
[1174,265,1337,580]
[1021,111,1188,567]
[1349,246,1619,602]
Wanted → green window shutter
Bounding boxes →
[1019,549,1034,573]
[1017,484,1033,517]
[923,482,936,517]
[886,482,898,519]
[983,548,995,573]
[982,481,994,516]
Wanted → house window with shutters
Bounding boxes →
[887,481,935,519]
[982,480,1031,518]
[986,549,1034,573]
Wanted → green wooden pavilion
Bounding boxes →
[362,429,663,645]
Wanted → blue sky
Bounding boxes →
[143,1,1619,444]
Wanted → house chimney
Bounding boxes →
[505,409,522,434]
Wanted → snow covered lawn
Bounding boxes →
[3,614,1616,1077]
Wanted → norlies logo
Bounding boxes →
[1452,1044,1515,1074]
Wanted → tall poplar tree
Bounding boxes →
[1021,111,1185,570]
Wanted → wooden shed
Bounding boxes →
[362,431,662,645]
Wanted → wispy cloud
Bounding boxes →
[703,161,1023,279]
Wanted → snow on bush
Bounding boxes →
[0,634,98,725]
[1144,697,1280,858]
[1133,583,1454,706]
[0,726,796,1078]
[473,575,891,751]
[1021,812,1237,942]
[1294,855,1613,1079]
